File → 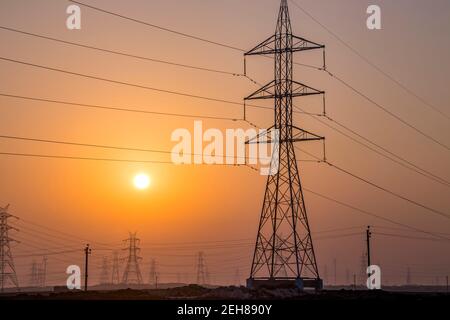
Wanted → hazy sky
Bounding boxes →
[0,0,449,286]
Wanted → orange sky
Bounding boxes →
[0,0,449,286]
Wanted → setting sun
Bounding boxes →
[133,173,151,190]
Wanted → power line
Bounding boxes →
[0,92,239,121]
[289,0,450,121]
[68,0,319,71]
[324,114,450,187]
[293,147,450,221]
[0,25,242,76]
[69,0,244,52]
[0,151,175,164]
[325,160,450,221]
[55,1,450,153]
[302,187,450,241]
[325,71,450,152]
[0,56,318,116]
[293,105,450,188]
[373,232,450,243]
[0,133,261,162]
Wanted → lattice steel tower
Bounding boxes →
[0,204,19,292]
[245,0,325,290]
[196,251,208,286]
[122,233,143,285]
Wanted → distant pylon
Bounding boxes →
[99,256,110,285]
[245,0,325,290]
[196,251,207,285]
[0,204,19,292]
[122,232,143,285]
[148,258,157,286]
[111,250,120,285]
[38,256,47,287]
[29,260,39,288]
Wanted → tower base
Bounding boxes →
[246,277,323,291]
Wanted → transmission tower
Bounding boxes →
[148,258,157,287]
[29,260,39,288]
[196,251,208,286]
[111,250,120,285]
[38,256,47,288]
[99,256,110,285]
[0,204,19,292]
[244,0,325,290]
[122,233,143,285]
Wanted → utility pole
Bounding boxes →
[366,226,372,269]
[244,0,326,291]
[446,275,448,293]
[84,244,91,291]
[0,204,19,293]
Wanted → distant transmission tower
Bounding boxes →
[196,251,207,286]
[245,0,325,290]
[38,256,47,288]
[99,256,110,285]
[111,250,120,285]
[0,204,19,292]
[148,259,157,287]
[122,233,143,285]
[29,260,38,288]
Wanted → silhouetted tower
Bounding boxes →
[244,0,325,290]
[38,256,47,287]
[29,260,39,288]
[99,256,110,285]
[111,250,120,285]
[196,251,207,285]
[122,233,143,285]
[0,204,19,292]
[148,259,157,286]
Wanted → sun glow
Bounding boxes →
[133,173,151,190]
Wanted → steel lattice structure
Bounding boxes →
[245,0,325,290]
[0,204,19,292]
[122,232,143,285]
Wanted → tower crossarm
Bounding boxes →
[245,35,323,56]
[245,80,324,101]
